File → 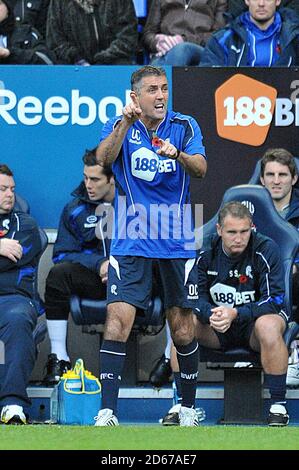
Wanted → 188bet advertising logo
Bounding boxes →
[215,74,299,146]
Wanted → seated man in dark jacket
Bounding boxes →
[43,148,114,384]
[0,164,43,425]
[201,0,299,66]
[259,148,299,388]
[0,0,55,64]
[46,0,138,65]
[195,201,289,426]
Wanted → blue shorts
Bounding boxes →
[215,321,255,351]
[107,255,199,310]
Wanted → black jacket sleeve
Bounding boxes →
[236,239,287,323]
[0,212,42,271]
[195,251,215,324]
[5,24,56,64]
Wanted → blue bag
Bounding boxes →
[57,358,101,425]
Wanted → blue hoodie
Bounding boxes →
[201,8,299,66]
[242,11,282,66]
[53,182,111,273]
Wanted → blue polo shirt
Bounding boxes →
[100,110,206,258]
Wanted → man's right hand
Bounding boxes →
[99,260,109,284]
[0,238,23,262]
[122,102,142,127]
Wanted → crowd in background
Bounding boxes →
[1,0,299,66]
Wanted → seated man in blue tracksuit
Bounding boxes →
[42,148,114,384]
[201,0,299,66]
[0,164,43,425]
[195,201,289,426]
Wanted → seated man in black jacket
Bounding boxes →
[0,164,43,425]
[195,201,289,426]
[43,148,114,384]
[0,0,55,64]
[258,148,299,388]
[162,200,289,427]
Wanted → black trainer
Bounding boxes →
[268,404,289,427]
[161,404,180,426]
[43,353,71,385]
[149,355,172,388]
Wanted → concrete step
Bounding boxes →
[26,385,299,425]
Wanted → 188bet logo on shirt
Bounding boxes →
[215,74,277,146]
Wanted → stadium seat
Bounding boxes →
[70,295,164,335]
[32,228,49,353]
[198,184,299,424]
[132,0,147,18]
[132,0,148,64]
[14,193,30,213]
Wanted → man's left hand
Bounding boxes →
[156,139,179,160]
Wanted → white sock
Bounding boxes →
[46,320,70,362]
[164,321,172,360]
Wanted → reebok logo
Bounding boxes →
[215,74,277,146]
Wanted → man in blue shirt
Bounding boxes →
[195,201,289,426]
[95,65,207,426]
[201,0,299,66]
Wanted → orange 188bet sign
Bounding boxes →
[215,74,277,146]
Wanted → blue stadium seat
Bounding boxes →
[133,0,147,18]
[132,0,148,64]
[198,184,299,424]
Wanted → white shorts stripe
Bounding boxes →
[109,255,121,280]
[184,258,196,286]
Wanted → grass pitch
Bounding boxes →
[0,425,298,450]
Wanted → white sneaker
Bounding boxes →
[286,363,299,388]
[268,404,289,426]
[94,408,119,427]
[0,405,27,425]
[179,406,199,426]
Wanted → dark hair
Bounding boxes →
[218,201,252,227]
[131,65,167,94]
[0,164,13,177]
[82,148,113,179]
[260,148,297,178]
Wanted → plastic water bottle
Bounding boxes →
[63,372,82,392]
[50,385,59,423]
[172,380,179,406]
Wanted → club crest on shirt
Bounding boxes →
[0,219,10,237]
